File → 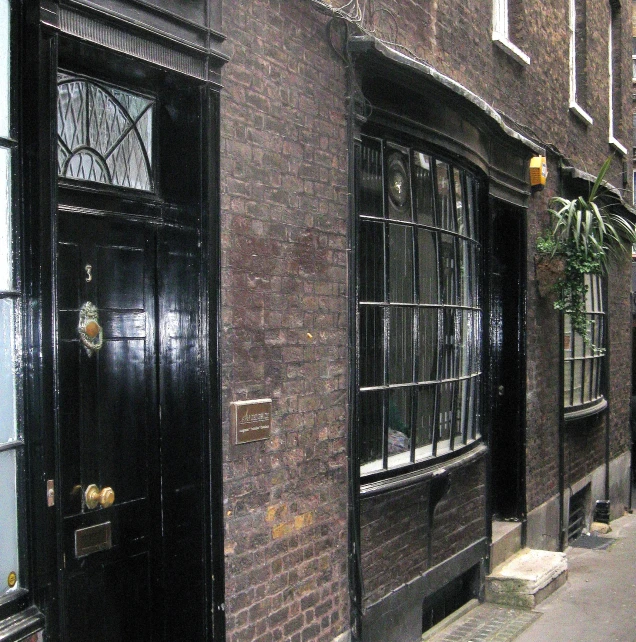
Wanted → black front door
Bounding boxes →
[57,212,160,641]
[489,201,525,520]
[53,63,212,642]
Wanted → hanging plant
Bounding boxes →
[535,158,636,345]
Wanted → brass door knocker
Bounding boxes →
[78,302,103,357]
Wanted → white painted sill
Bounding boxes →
[492,33,530,66]
[609,136,628,156]
[569,102,593,126]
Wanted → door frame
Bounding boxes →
[22,25,225,641]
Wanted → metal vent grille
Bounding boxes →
[568,487,588,543]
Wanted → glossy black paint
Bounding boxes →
[53,61,213,638]
[488,202,526,520]
[17,14,223,638]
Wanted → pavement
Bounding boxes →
[423,511,636,642]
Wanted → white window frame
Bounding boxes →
[569,0,594,125]
[608,11,627,155]
[492,0,530,66]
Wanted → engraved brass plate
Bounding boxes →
[75,522,112,558]
[231,399,272,445]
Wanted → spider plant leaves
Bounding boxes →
[547,158,636,268]
[539,158,636,346]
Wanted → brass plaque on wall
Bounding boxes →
[231,399,272,444]
[75,522,112,558]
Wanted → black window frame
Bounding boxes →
[355,134,486,482]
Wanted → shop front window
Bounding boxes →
[357,136,483,476]
[563,273,606,415]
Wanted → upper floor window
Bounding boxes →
[608,1,627,154]
[357,136,483,477]
[563,273,606,417]
[569,0,593,124]
[492,0,530,65]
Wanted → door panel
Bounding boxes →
[65,553,150,642]
[57,211,158,641]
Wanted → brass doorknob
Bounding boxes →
[85,484,115,509]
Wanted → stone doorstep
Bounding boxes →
[485,548,568,609]
[490,520,523,572]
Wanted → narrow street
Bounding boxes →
[424,511,636,642]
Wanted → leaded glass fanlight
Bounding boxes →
[57,73,154,192]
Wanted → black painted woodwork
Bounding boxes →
[52,49,214,641]
[489,202,525,520]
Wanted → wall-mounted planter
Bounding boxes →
[534,254,565,299]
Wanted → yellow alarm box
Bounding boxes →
[529,156,547,188]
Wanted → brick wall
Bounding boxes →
[220,2,350,641]
[608,258,632,460]
[564,414,606,486]
[525,164,562,513]
[327,0,631,191]
[218,0,634,637]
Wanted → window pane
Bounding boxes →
[440,234,458,305]
[440,308,458,380]
[465,177,475,240]
[0,448,19,599]
[360,306,384,388]
[57,75,154,192]
[359,140,383,218]
[0,297,16,445]
[413,152,435,226]
[418,307,438,382]
[389,307,414,384]
[473,377,482,439]
[0,0,8,138]
[453,168,466,234]
[582,360,592,403]
[435,161,454,231]
[388,223,414,303]
[360,220,385,302]
[0,146,11,290]
[459,310,472,377]
[418,229,439,304]
[454,379,469,443]
[437,381,454,444]
[466,376,476,440]
[416,386,435,449]
[388,388,411,461]
[459,240,472,307]
[360,390,383,466]
[386,151,411,222]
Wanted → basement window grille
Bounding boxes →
[568,486,589,543]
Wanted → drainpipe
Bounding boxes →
[558,310,566,551]
[343,21,363,641]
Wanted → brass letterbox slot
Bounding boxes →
[75,522,112,558]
